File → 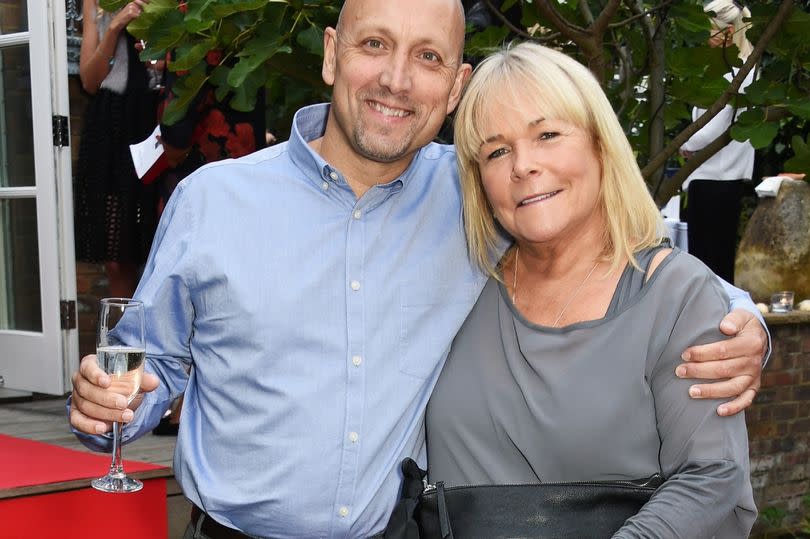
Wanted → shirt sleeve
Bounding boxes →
[69,181,198,451]
[680,72,741,153]
[613,261,757,538]
[680,105,736,153]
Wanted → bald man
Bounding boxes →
[68,1,766,537]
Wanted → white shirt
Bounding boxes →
[681,67,756,190]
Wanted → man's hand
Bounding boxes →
[70,355,160,435]
[676,308,767,416]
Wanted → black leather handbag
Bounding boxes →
[384,458,663,539]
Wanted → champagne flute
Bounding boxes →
[91,298,146,493]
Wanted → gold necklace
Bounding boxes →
[512,246,600,328]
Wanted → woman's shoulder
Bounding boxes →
[645,247,728,303]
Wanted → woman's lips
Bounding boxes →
[519,190,561,206]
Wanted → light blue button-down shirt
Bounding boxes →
[74,104,764,538]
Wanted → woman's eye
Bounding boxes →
[486,148,508,160]
[538,131,559,141]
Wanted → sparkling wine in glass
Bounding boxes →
[91,298,146,493]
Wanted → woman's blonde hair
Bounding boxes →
[453,41,663,278]
[705,0,754,60]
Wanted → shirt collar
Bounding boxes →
[288,103,422,194]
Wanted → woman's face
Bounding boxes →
[476,98,604,249]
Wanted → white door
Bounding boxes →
[0,0,78,394]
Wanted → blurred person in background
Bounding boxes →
[74,0,161,297]
[679,0,756,283]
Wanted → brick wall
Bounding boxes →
[748,311,810,536]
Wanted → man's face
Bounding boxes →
[321,0,470,168]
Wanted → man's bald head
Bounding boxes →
[336,0,467,62]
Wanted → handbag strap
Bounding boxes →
[436,482,455,539]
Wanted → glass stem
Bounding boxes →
[109,420,125,476]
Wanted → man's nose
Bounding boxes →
[379,52,413,94]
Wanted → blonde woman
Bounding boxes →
[679,0,756,282]
[426,42,756,537]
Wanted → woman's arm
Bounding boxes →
[79,0,149,93]
[613,263,757,538]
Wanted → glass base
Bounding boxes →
[91,473,143,493]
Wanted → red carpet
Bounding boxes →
[0,434,169,538]
[0,433,162,489]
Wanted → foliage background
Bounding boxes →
[100,0,810,205]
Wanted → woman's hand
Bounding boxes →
[110,0,149,32]
[676,308,766,416]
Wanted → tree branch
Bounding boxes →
[654,107,793,204]
[532,0,589,39]
[592,0,623,36]
[481,0,536,40]
[609,0,674,29]
[578,1,595,26]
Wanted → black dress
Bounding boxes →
[74,33,159,265]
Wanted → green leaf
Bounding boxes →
[664,103,692,131]
[171,39,215,71]
[230,66,267,112]
[786,102,810,120]
[465,26,510,57]
[669,47,711,79]
[731,119,778,149]
[162,64,209,126]
[785,135,810,175]
[126,0,180,40]
[183,0,218,34]
[744,78,787,106]
[296,26,324,57]
[210,0,268,19]
[228,40,291,87]
[99,0,127,11]
[209,64,233,102]
[669,2,710,35]
[669,75,730,109]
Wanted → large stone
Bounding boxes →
[735,180,810,303]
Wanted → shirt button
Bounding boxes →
[321,181,329,190]
[329,171,338,181]
[352,355,362,366]
[348,431,359,443]
[353,209,362,220]
[350,280,361,291]
[338,506,350,518]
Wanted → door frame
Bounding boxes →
[0,0,77,395]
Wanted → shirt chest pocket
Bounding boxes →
[399,282,477,379]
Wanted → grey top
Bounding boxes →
[426,247,756,538]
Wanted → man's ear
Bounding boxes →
[446,63,473,115]
[322,27,337,86]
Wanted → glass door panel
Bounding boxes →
[0,43,35,187]
[0,0,28,34]
[0,198,41,331]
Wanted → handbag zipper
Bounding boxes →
[422,473,662,494]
